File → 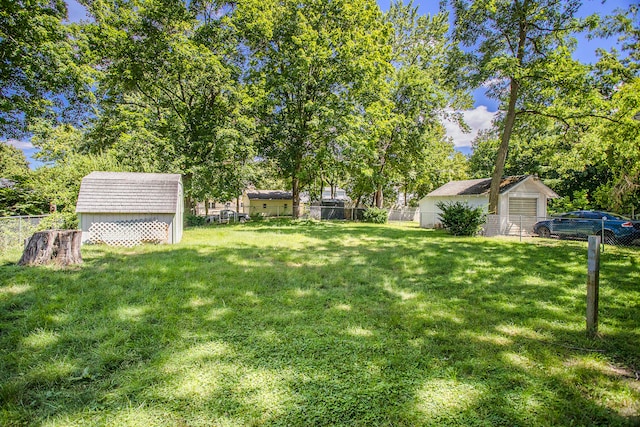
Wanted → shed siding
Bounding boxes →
[249,199,293,217]
[174,181,184,243]
[79,213,176,244]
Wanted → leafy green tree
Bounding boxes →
[0,0,92,137]
[82,0,254,207]
[0,142,48,216]
[9,123,127,221]
[452,0,596,213]
[464,3,640,214]
[0,142,30,179]
[360,1,470,208]
[588,5,640,211]
[236,0,390,217]
[468,113,615,210]
[595,78,640,211]
[410,144,469,202]
[31,151,125,225]
[0,184,50,216]
[29,122,86,164]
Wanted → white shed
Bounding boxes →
[419,175,558,234]
[76,172,184,245]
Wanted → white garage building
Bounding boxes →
[418,175,558,235]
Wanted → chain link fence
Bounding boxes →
[241,206,421,222]
[304,206,419,222]
[0,215,49,253]
[387,208,420,222]
[484,215,545,240]
[419,211,640,249]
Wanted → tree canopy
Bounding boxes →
[2,0,639,219]
[0,0,93,137]
[452,0,600,213]
[235,0,391,217]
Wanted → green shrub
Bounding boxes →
[436,201,485,236]
[362,207,388,224]
[37,211,77,230]
[185,214,206,227]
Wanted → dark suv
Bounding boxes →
[533,210,640,245]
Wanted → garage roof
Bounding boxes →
[246,190,293,200]
[426,175,557,197]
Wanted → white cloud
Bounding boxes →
[443,106,498,148]
[2,139,34,150]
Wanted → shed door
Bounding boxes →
[509,197,537,218]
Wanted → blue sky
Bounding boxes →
[6,0,634,166]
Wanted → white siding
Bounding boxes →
[419,195,488,228]
[174,181,184,243]
[79,213,177,244]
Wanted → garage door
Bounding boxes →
[509,197,537,217]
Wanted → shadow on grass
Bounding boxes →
[0,222,638,426]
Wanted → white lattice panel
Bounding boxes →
[88,220,168,247]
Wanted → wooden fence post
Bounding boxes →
[586,235,601,337]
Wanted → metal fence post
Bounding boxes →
[587,235,601,337]
[519,215,523,242]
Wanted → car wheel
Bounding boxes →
[537,226,551,238]
[601,230,618,245]
[239,217,246,224]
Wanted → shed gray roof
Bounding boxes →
[246,190,292,200]
[427,175,544,197]
[76,172,182,214]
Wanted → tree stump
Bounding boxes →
[18,230,83,266]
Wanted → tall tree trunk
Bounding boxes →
[488,77,519,213]
[489,18,526,214]
[292,175,300,219]
[375,186,384,208]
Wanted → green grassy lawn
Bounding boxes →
[1,221,638,426]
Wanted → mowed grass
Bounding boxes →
[0,221,638,426]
